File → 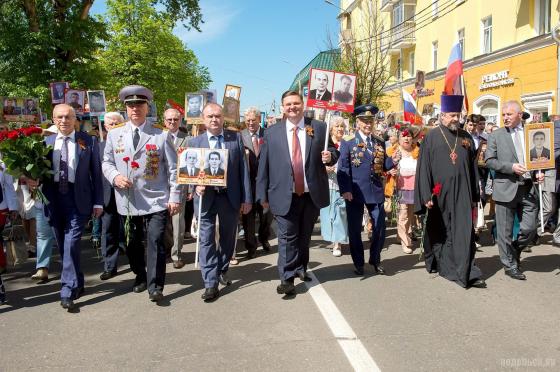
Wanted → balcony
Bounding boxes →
[380,0,398,12]
[386,21,416,54]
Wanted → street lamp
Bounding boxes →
[324,0,348,15]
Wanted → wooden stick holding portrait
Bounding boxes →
[524,122,555,233]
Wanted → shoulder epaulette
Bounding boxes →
[152,123,166,131]
[112,122,125,129]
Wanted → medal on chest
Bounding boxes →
[115,135,125,154]
[371,144,385,175]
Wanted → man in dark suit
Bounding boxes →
[203,151,225,177]
[529,131,551,161]
[485,100,544,280]
[241,107,273,258]
[256,90,337,295]
[99,112,126,281]
[309,72,332,102]
[337,104,399,276]
[191,103,252,301]
[29,104,103,311]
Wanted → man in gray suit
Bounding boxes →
[99,112,126,280]
[190,103,252,302]
[485,100,544,281]
[540,117,560,244]
[103,85,181,302]
[162,108,190,269]
[241,107,272,258]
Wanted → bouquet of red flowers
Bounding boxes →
[0,125,52,203]
[122,157,140,245]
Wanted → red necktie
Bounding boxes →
[252,134,260,156]
[292,127,304,196]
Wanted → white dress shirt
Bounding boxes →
[130,122,146,143]
[510,124,531,179]
[206,130,224,149]
[286,118,309,192]
[53,131,77,183]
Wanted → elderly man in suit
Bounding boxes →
[338,105,400,276]
[241,107,273,258]
[309,72,332,102]
[191,103,252,302]
[162,108,190,269]
[99,112,126,280]
[103,85,181,302]
[256,90,337,296]
[28,104,103,311]
[485,100,544,281]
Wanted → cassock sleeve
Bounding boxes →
[467,135,480,204]
[414,137,434,215]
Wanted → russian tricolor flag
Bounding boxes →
[444,41,469,111]
[403,89,422,124]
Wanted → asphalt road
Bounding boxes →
[1,223,559,371]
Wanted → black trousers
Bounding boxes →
[122,210,167,293]
[101,192,122,273]
[275,193,319,281]
[184,199,194,234]
[242,202,273,253]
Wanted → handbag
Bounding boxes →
[475,202,485,229]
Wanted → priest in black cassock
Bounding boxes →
[414,95,486,289]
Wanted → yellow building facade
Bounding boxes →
[338,0,559,124]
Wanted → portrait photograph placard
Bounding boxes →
[185,92,205,124]
[177,147,228,187]
[64,89,85,115]
[87,90,106,115]
[50,81,69,104]
[1,97,41,123]
[306,68,357,113]
[525,122,555,170]
[222,97,240,124]
[223,84,241,102]
[201,89,217,104]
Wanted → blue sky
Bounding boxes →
[92,0,340,115]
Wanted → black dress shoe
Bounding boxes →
[149,290,164,302]
[354,266,364,276]
[276,280,295,295]
[522,246,532,253]
[60,298,76,310]
[372,264,386,275]
[133,281,147,293]
[246,249,256,259]
[261,241,271,252]
[218,273,232,286]
[100,271,115,280]
[296,271,312,282]
[468,278,487,288]
[173,260,185,269]
[505,268,526,280]
[201,287,219,301]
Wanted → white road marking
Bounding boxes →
[305,270,381,372]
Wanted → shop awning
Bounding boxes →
[289,49,341,92]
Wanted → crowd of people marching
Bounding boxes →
[0,84,556,310]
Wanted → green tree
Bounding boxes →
[0,0,203,115]
[99,0,210,114]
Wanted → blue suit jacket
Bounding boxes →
[188,129,252,210]
[337,133,394,204]
[256,119,337,216]
[43,131,104,216]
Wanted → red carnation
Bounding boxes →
[394,124,401,130]
[123,156,130,162]
[432,182,442,197]
[131,161,140,169]
[402,130,410,137]
[7,130,19,140]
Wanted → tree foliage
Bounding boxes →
[99,0,210,113]
[0,0,206,116]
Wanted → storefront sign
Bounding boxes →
[480,70,515,90]
[417,88,434,98]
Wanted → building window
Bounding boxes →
[457,28,465,60]
[432,1,439,19]
[432,41,438,71]
[536,0,551,35]
[346,14,352,30]
[482,16,492,54]
[409,51,415,76]
[393,1,403,26]
[396,58,402,80]
[480,101,498,124]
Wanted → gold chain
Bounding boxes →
[438,125,458,154]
